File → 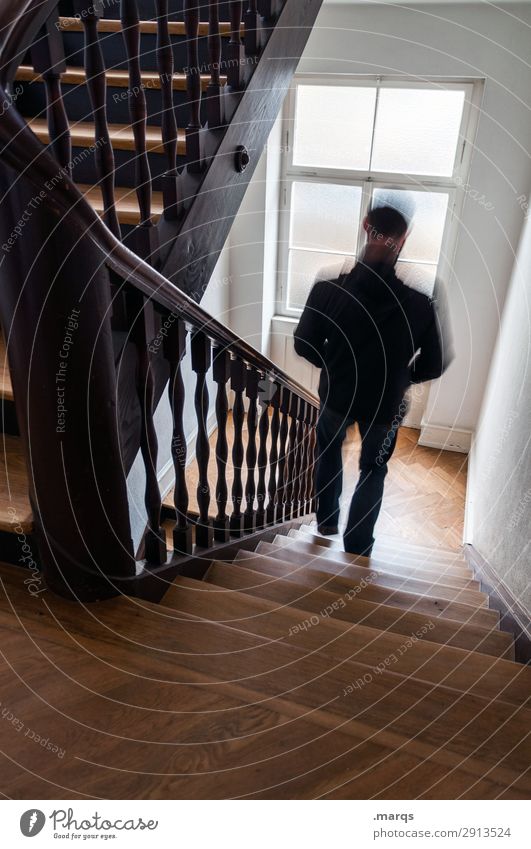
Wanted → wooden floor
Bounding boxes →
[165,418,467,551]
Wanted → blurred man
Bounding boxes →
[294,204,450,556]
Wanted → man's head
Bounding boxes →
[363,205,409,261]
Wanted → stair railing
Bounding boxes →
[0,0,321,600]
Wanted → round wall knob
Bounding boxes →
[235,145,250,173]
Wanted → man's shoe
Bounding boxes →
[317,524,339,536]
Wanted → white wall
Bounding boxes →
[227,117,283,356]
[227,1,531,449]
[467,210,531,613]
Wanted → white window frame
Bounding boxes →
[276,74,482,316]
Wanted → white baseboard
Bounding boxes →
[419,422,473,454]
[158,410,218,498]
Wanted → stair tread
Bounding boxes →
[164,573,513,659]
[284,532,475,585]
[77,183,164,225]
[16,64,220,90]
[260,540,488,608]
[28,117,186,155]
[231,548,500,628]
[0,436,32,533]
[306,523,466,560]
[173,571,515,672]
[0,332,13,402]
[0,563,527,800]
[0,560,528,717]
[301,525,468,564]
[57,17,237,37]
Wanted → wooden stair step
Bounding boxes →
[0,615,523,802]
[231,549,499,629]
[0,331,13,402]
[284,531,475,585]
[376,531,467,560]
[0,436,32,533]
[261,539,488,607]
[28,117,186,155]
[0,581,396,800]
[187,562,531,705]
[301,525,470,571]
[0,562,529,798]
[306,523,467,561]
[162,573,513,659]
[16,65,219,91]
[299,526,469,569]
[57,17,237,37]
[172,562,516,686]
[77,183,164,225]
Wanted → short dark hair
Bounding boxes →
[366,205,408,239]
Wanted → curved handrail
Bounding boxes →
[0,0,318,408]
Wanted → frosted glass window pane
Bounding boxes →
[290,182,362,253]
[396,261,438,297]
[371,88,465,176]
[287,249,354,311]
[372,188,448,263]
[293,85,376,170]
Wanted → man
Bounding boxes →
[294,204,450,556]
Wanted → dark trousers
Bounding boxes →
[315,406,398,555]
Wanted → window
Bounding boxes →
[277,77,478,314]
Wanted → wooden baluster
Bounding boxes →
[255,375,270,530]
[292,398,306,519]
[184,0,204,172]
[191,331,214,548]
[131,296,166,564]
[31,13,71,171]
[207,0,224,127]
[227,2,244,89]
[213,346,231,542]
[243,366,259,533]
[302,401,314,515]
[276,386,290,523]
[164,317,193,555]
[121,0,155,258]
[73,0,121,239]
[155,0,180,220]
[229,357,246,536]
[265,382,280,526]
[285,392,299,521]
[310,406,318,513]
[244,1,261,55]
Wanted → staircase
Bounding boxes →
[0,0,529,801]
[1,521,530,798]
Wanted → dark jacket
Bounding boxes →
[293,260,448,424]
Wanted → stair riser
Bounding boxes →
[67,144,186,193]
[60,30,233,74]
[18,79,194,128]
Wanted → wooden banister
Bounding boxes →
[0,0,322,600]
